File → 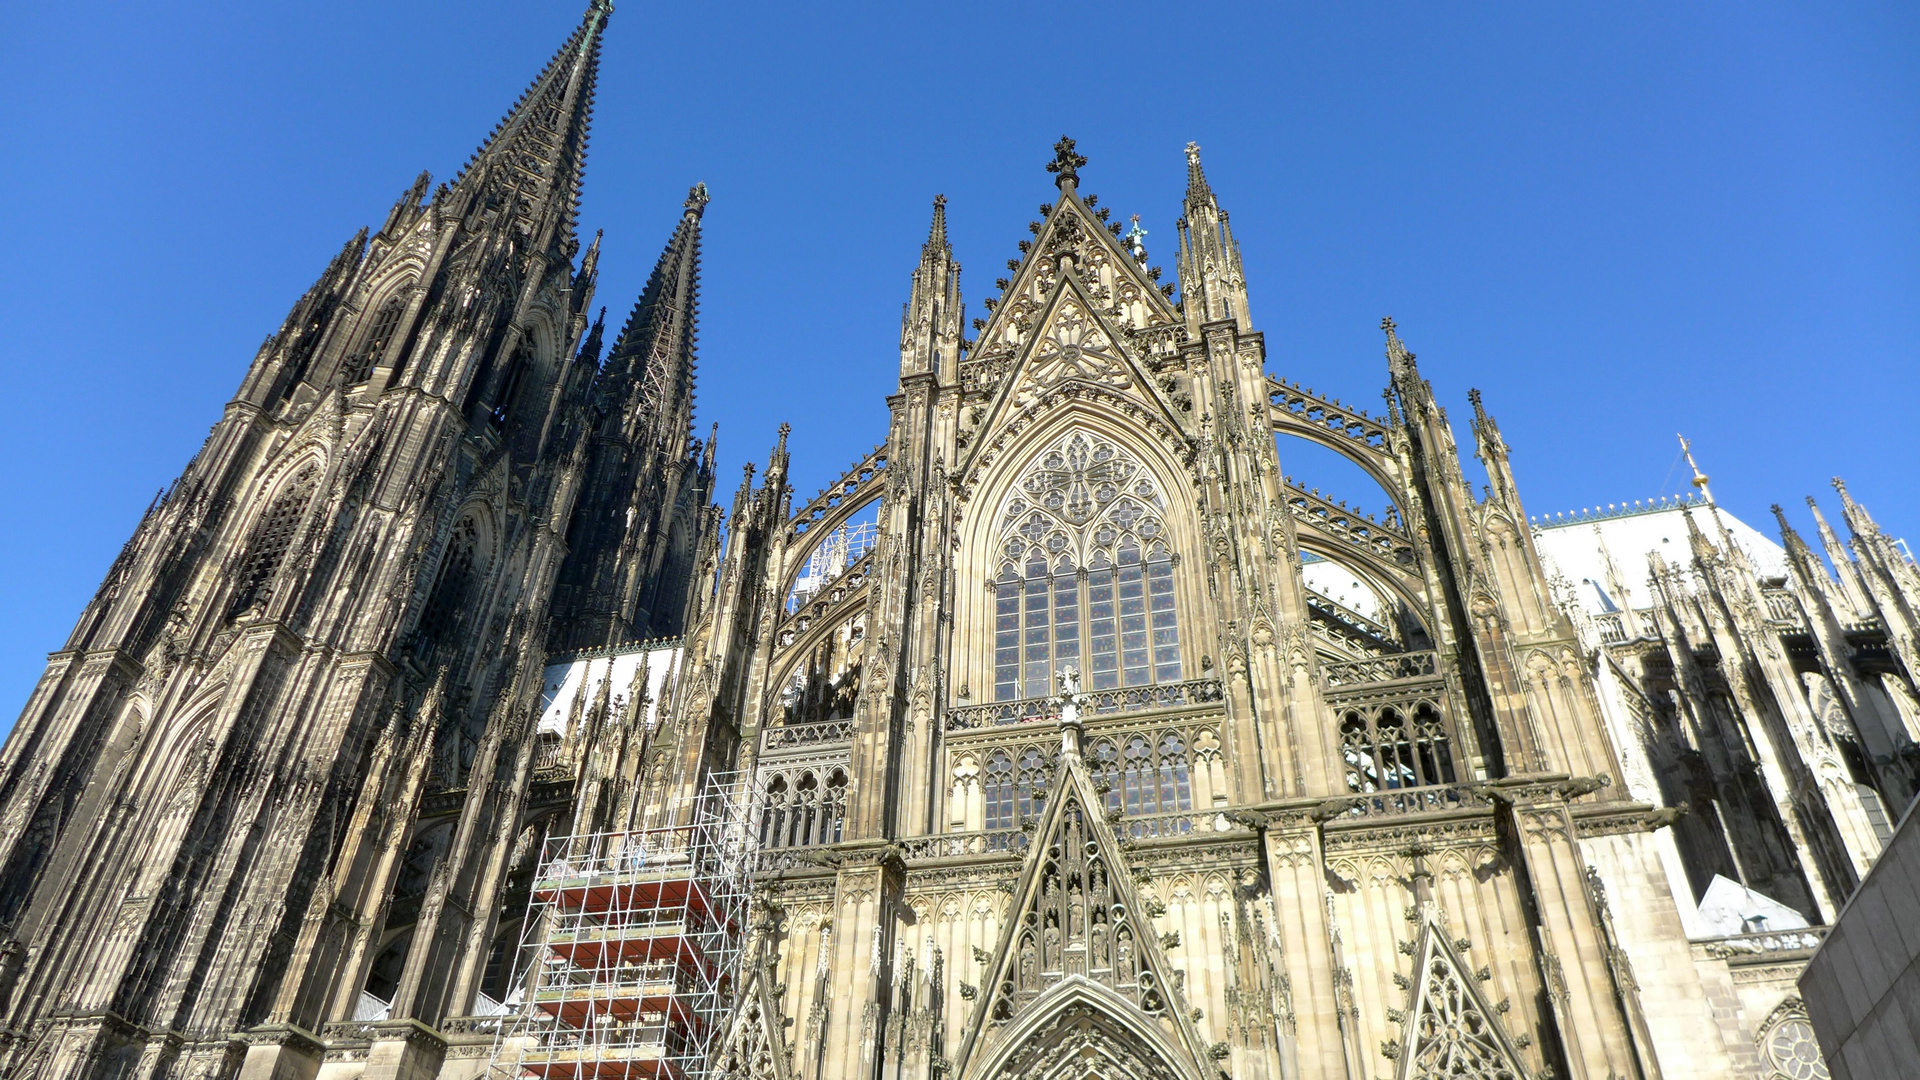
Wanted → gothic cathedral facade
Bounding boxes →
[4,5,1918,1080]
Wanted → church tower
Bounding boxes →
[0,5,718,1078]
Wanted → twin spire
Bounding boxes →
[449,0,613,245]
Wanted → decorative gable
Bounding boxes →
[1009,294,1133,412]
[1389,913,1531,1080]
[954,734,1212,1079]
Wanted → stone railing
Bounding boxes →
[762,718,855,751]
[1592,612,1629,644]
[898,830,1028,860]
[442,1014,528,1037]
[945,678,1224,731]
[1321,651,1437,688]
[1116,810,1232,840]
[1320,784,1489,820]
[1697,927,1828,961]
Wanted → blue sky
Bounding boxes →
[1,2,1914,721]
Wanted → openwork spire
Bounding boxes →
[1175,140,1248,326]
[449,0,612,243]
[606,184,706,437]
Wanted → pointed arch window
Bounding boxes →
[990,432,1182,701]
[418,517,482,646]
[984,751,1016,831]
[344,296,406,386]
[228,463,320,618]
[1340,702,1454,792]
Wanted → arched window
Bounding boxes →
[344,296,405,385]
[418,517,481,644]
[228,464,320,618]
[984,751,1016,831]
[1015,748,1050,822]
[760,776,789,848]
[991,432,1182,701]
[792,772,818,847]
[1091,739,1122,811]
[823,769,848,845]
[1341,703,1455,792]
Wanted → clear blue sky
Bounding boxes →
[1,2,1914,723]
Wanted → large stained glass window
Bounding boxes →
[991,431,1182,700]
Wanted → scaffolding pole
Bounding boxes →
[491,771,754,1080]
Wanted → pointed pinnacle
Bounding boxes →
[1184,141,1212,200]
[928,194,949,247]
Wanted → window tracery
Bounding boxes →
[993,432,1180,701]
[1339,701,1454,792]
[758,767,847,849]
[983,747,1055,831]
[419,516,482,645]
[344,296,406,385]
[228,463,319,618]
[1090,733,1192,816]
[1758,1003,1830,1080]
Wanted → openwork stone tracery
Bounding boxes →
[993,430,1181,700]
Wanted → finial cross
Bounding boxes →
[1047,136,1087,188]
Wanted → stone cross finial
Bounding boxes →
[684,182,710,215]
[1047,136,1087,189]
[1185,141,1201,165]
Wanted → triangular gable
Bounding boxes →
[973,189,1177,358]
[960,271,1190,482]
[1390,911,1531,1080]
[717,941,796,1080]
[953,735,1212,1079]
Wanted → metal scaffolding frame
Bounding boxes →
[492,771,753,1080]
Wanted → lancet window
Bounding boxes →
[758,767,848,849]
[419,517,482,644]
[983,747,1054,831]
[1090,732,1192,815]
[228,463,320,618]
[992,432,1181,701]
[344,296,405,385]
[1339,701,1455,792]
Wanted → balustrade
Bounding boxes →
[945,678,1224,731]
[762,718,855,750]
[1321,651,1437,687]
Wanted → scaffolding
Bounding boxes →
[493,772,754,1080]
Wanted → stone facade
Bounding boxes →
[1,4,1916,1080]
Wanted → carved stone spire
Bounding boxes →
[448,0,612,250]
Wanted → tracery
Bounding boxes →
[993,431,1180,701]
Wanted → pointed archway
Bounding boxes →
[968,976,1210,1080]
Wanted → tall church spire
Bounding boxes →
[448,0,612,249]
[605,182,707,445]
[1174,141,1250,331]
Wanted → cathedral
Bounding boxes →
[2,4,1916,1080]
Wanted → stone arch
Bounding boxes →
[780,491,882,608]
[963,975,1208,1080]
[1269,404,1403,509]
